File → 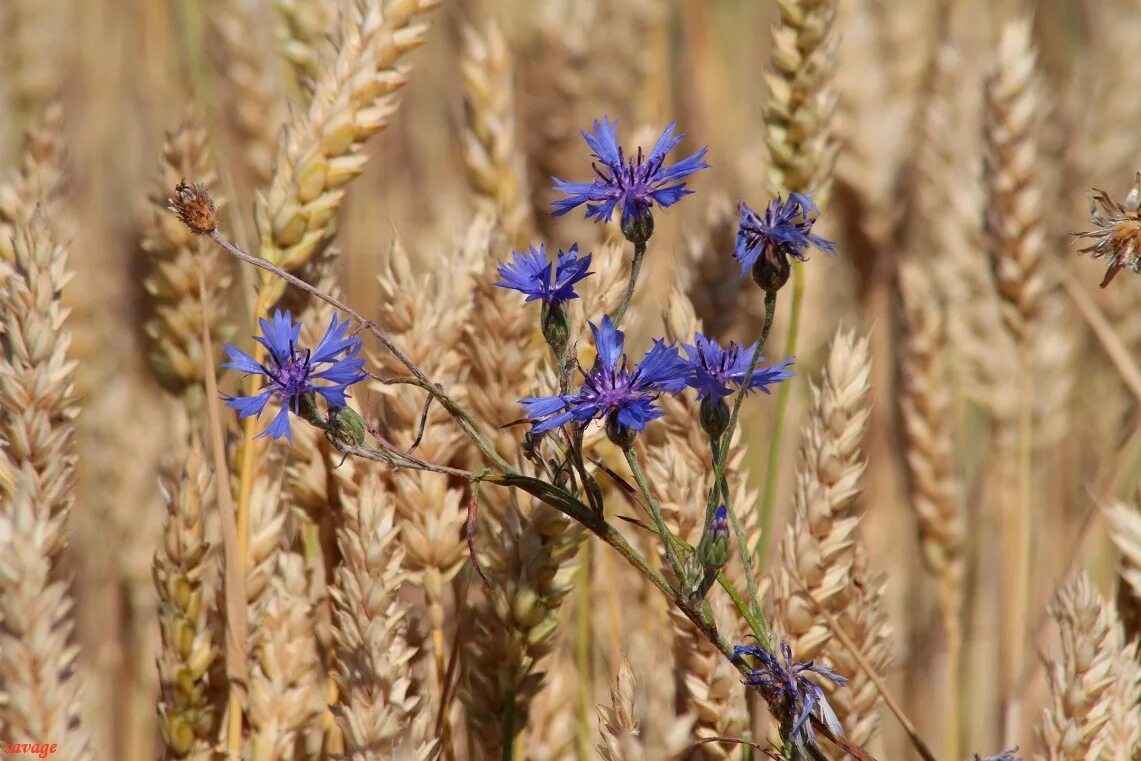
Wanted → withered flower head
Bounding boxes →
[168,179,217,235]
[1074,172,1141,288]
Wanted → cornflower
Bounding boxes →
[223,310,366,441]
[552,117,709,239]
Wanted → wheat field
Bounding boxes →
[1,1,1140,760]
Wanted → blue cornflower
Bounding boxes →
[732,641,845,755]
[552,118,710,233]
[223,310,367,442]
[519,315,686,441]
[681,333,794,401]
[494,243,593,305]
[734,194,836,291]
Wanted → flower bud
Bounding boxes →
[697,504,731,572]
[751,246,791,294]
[541,301,571,355]
[327,405,366,446]
[699,396,730,440]
[605,411,638,450]
[621,209,655,246]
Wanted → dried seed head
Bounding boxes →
[168,180,217,235]
[1074,172,1141,288]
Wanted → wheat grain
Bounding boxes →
[0,104,67,265]
[460,20,534,247]
[273,0,339,88]
[330,471,436,758]
[255,0,441,310]
[247,553,324,761]
[1105,501,1141,643]
[1036,572,1141,760]
[210,0,282,188]
[141,112,234,405]
[461,499,585,757]
[762,0,840,202]
[154,435,225,760]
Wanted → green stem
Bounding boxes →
[612,240,646,328]
[501,688,515,761]
[758,262,804,564]
[711,438,766,638]
[624,447,685,583]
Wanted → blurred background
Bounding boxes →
[1,0,1139,759]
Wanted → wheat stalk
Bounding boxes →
[141,112,234,406]
[330,471,437,759]
[460,20,534,247]
[1036,572,1141,760]
[153,435,225,760]
[762,0,839,202]
[255,0,440,310]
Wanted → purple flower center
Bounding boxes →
[594,145,663,203]
[264,344,312,402]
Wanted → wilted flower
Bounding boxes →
[735,194,836,292]
[552,117,709,239]
[972,750,1021,761]
[494,243,593,305]
[519,315,685,444]
[681,333,794,401]
[732,641,845,755]
[168,179,218,235]
[223,310,367,441]
[1074,172,1141,288]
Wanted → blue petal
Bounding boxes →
[647,183,693,209]
[614,398,661,432]
[646,122,683,166]
[310,315,358,364]
[520,394,572,419]
[590,316,625,372]
[222,344,266,375]
[530,409,576,434]
[258,405,293,442]
[656,146,710,184]
[256,309,300,361]
[225,390,274,418]
[315,383,351,409]
[581,117,622,167]
[634,340,686,392]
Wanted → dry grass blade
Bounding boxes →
[1036,572,1141,760]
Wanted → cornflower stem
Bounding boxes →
[612,240,646,328]
[758,263,803,563]
[710,438,765,633]
[624,447,685,584]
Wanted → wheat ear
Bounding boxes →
[596,658,645,761]
[460,20,534,246]
[897,260,966,753]
[141,112,234,405]
[273,0,339,88]
[1036,572,1141,760]
[984,20,1048,734]
[247,554,324,761]
[0,215,91,760]
[255,0,440,310]
[154,435,225,760]
[763,0,840,202]
[210,0,281,188]
[772,329,893,749]
[0,0,68,121]
[0,103,67,258]
[330,472,437,759]
[1105,501,1141,643]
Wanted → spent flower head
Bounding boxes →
[735,194,836,292]
[223,310,367,441]
[1074,172,1141,288]
[732,641,845,755]
[168,179,218,235]
[681,333,794,401]
[494,243,593,305]
[519,315,685,444]
[972,751,1021,761]
[552,117,709,239]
